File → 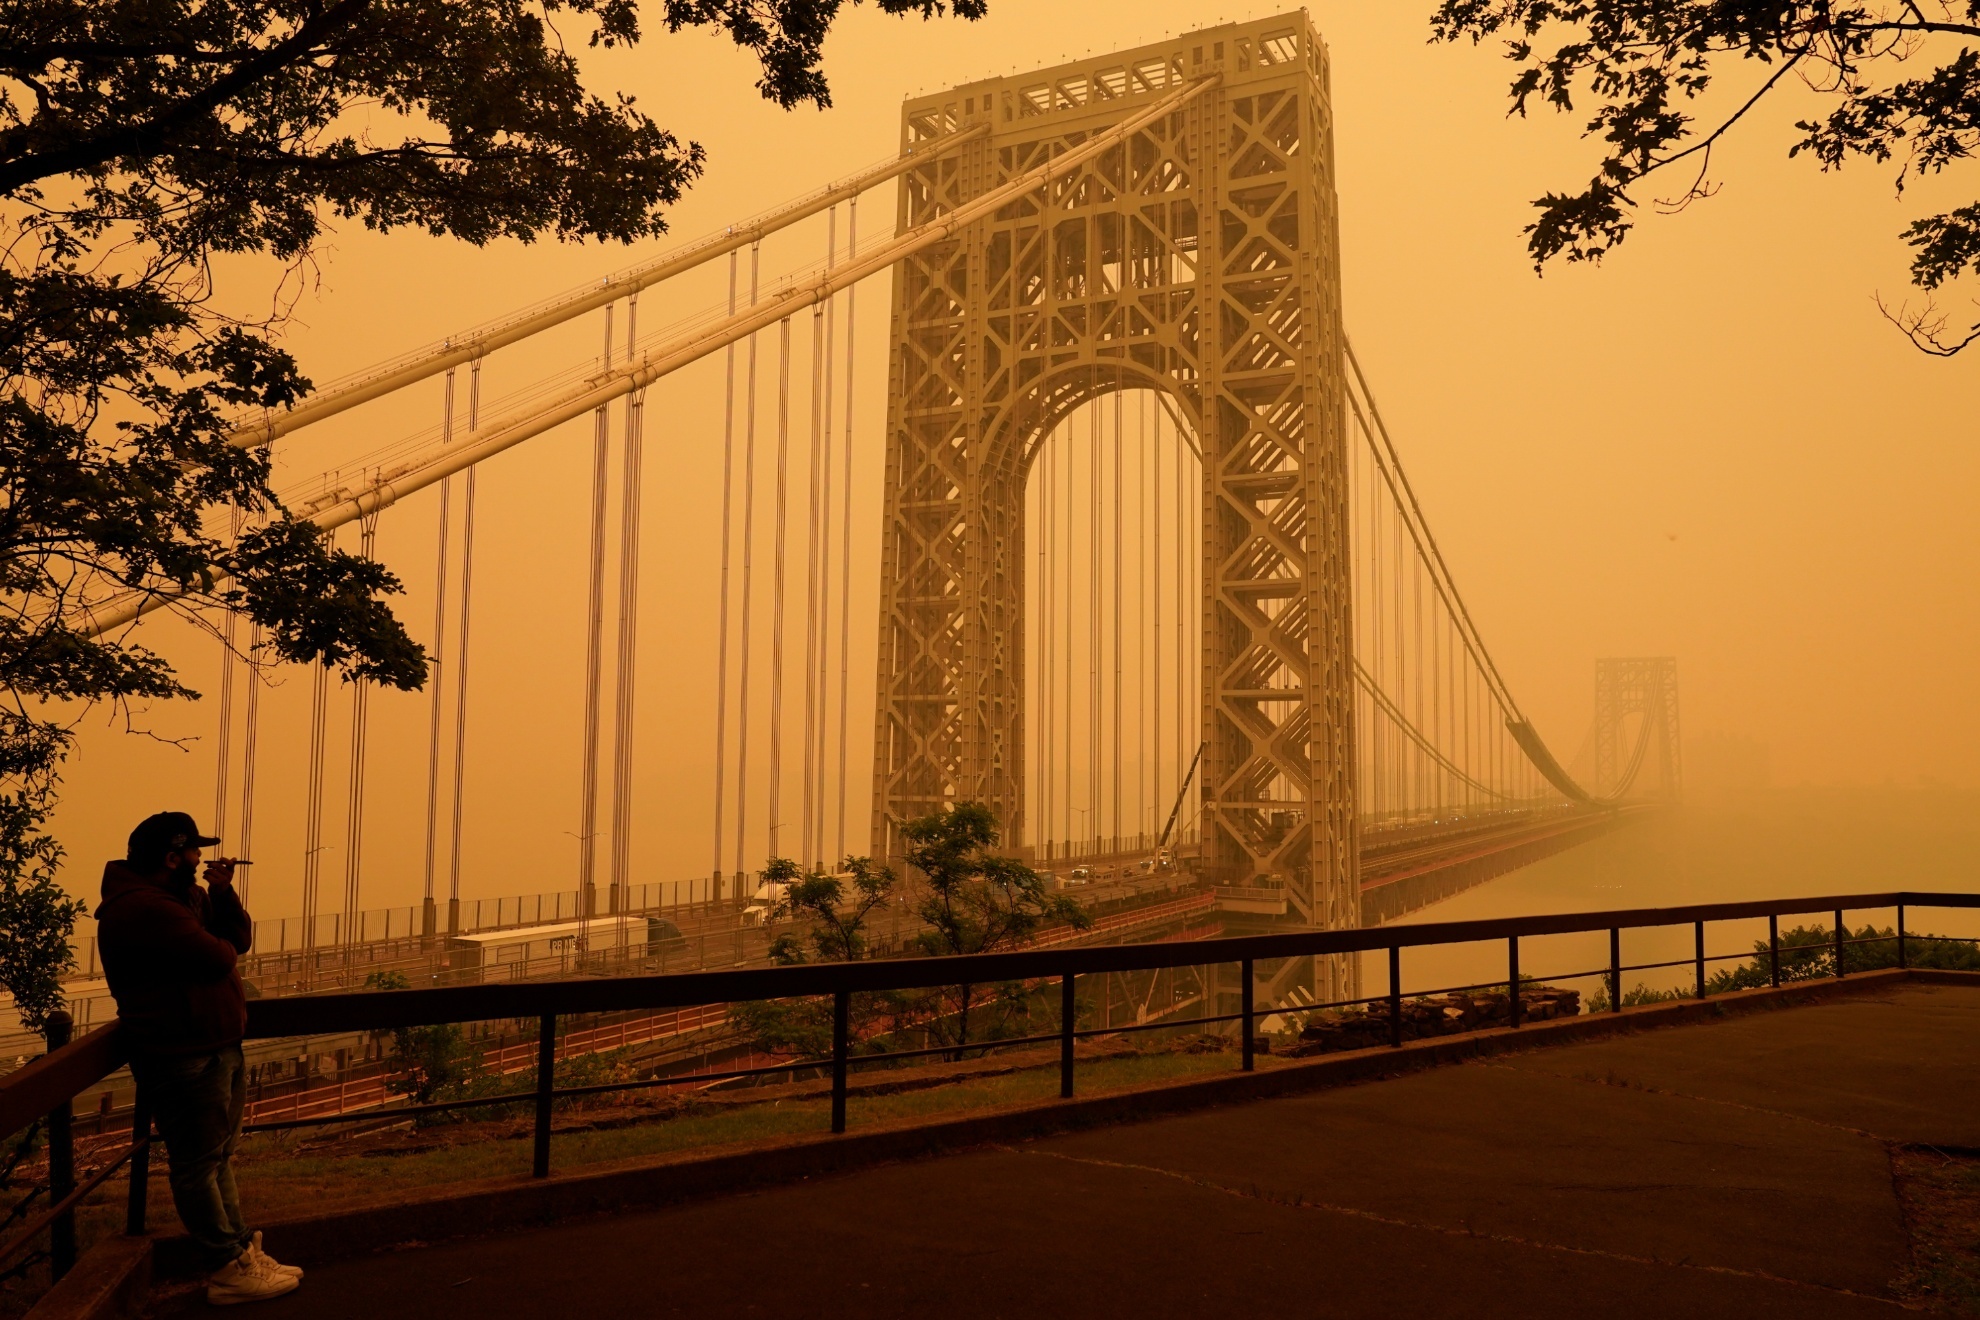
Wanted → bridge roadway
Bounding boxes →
[246,980,1979,1318]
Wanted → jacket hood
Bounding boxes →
[98,859,181,914]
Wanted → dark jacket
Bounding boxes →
[95,862,253,1056]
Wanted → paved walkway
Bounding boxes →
[243,984,1980,1318]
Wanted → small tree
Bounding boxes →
[0,787,83,1033]
[764,855,898,965]
[365,971,478,1113]
[732,855,897,1059]
[898,802,1089,1053]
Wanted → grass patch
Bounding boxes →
[229,1042,1251,1220]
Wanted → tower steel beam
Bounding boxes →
[869,15,1359,993]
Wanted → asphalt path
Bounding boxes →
[198,984,1980,1318]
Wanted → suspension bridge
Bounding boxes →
[58,13,1683,1045]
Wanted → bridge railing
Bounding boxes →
[4,889,1976,1280]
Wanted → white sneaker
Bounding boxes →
[248,1231,303,1280]
[206,1252,300,1305]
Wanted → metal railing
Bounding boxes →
[3,889,1975,1282]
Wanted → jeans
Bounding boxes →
[132,1044,251,1271]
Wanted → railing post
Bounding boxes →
[532,1013,555,1179]
[1833,908,1846,979]
[1898,903,1908,968]
[1240,958,1255,1072]
[1768,915,1781,988]
[1496,934,1512,1029]
[1694,920,1706,999]
[1060,973,1075,1099]
[1387,944,1402,1048]
[830,989,850,1134]
[125,1096,151,1237]
[44,1012,75,1278]
[1608,928,1622,1014]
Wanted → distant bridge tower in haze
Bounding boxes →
[1594,657,1682,801]
[869,14,1357,944]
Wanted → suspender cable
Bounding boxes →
[801,270,826,869]
[1173,407,1186,841]
[1112,382,1122,847]
[301,647,331,981]
[1413,553,1424,812]
[236,623,261,907]
[732,246,762,894]
[767,316,794,862]
[834,198,858,864]
[1062,424,1074,854]
[577,303,615,949]
[1039,425,1053,848]
[712,254,739,892]
[1092,399,1108,847]
[813,206,837,869]
[1150,393,1161,838]
[1137,391,1148,838]
[421,369,456,939]
[446,361,480,935]
[609,294,645,932]
[341,512,380,976]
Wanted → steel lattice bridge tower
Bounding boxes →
[872,18,1355,934]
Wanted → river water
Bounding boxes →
[1363,788,1980,1002]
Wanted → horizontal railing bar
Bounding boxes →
[0,1024,125,1142]
[0,1139,140,1268]
[235,892,1979,1035]
[17,896,1978,1142]
[1074,1011,1249,1038]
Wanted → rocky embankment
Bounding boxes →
[1287,985,1581,1055]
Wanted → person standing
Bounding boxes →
[97,812,302,1305]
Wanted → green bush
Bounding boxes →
[1589,924,1979,1010]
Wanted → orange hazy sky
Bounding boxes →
[48,3,1980,920]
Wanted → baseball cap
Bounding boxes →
[127,812,221,863]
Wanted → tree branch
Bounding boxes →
[0,0,373,195]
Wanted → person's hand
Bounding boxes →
[202,858,238,888]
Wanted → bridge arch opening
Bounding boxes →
[1020,384,1203,862]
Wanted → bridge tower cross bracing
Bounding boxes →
[870,14,1360,958]
[1593,656,1683,801]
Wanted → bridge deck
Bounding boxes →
[247,981,1979,1318]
